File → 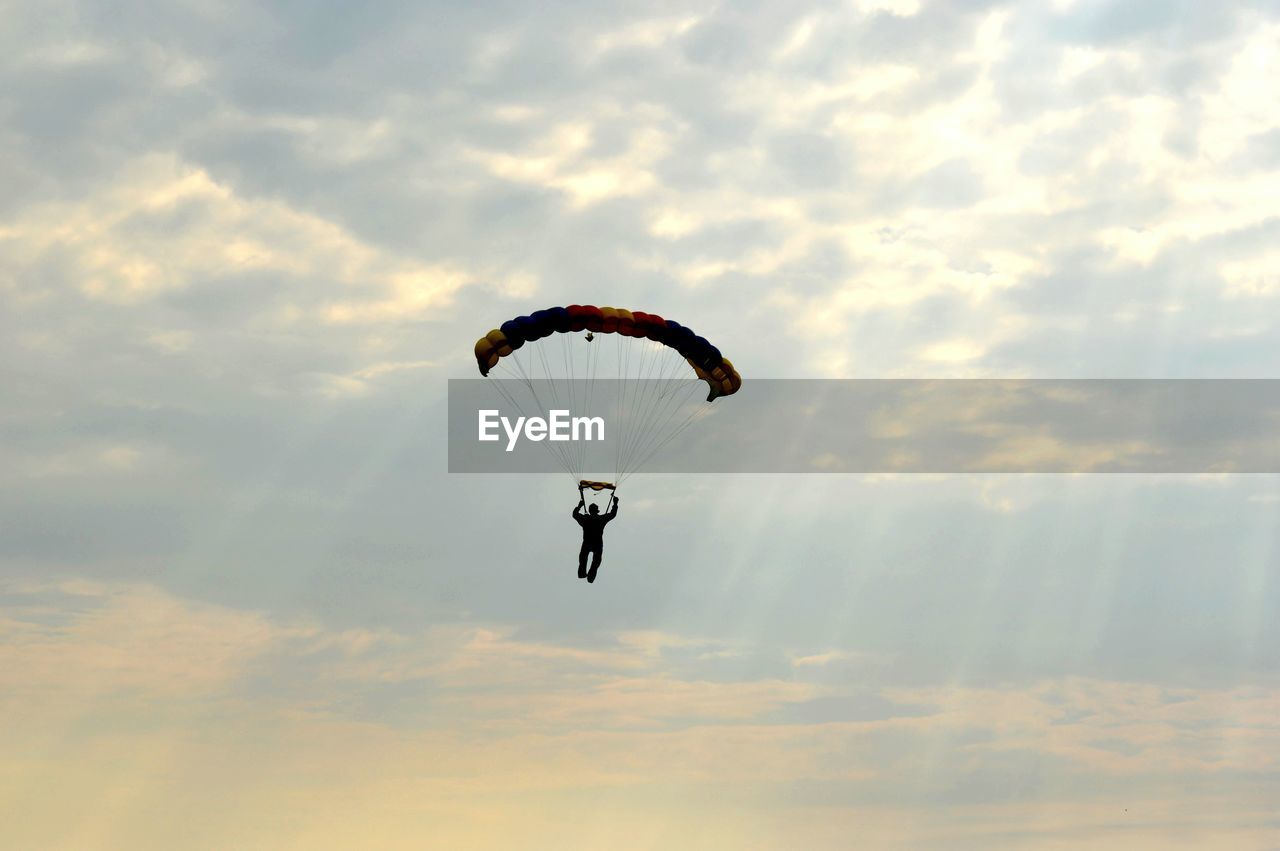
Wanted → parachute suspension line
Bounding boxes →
[503,348,578,480]
[500,354,541,452]
[560,332,583,476]
[609,333,622,484]
[616,339,657,477]
[617,362,706,483]
[613,332,660,483]
[616,341,671,479]
[573,334,585,478]
[622,336,671,478]
[620,335,660,482]
[535,338,585,478]
[582,330,603,478]
[487,369,577,483]
[615,332,636,484]
[616,344,696,479]
[618,389,707,487]
[621,409,703,486]
[533,335,586,476]
[617,390,696,484]
[618,344,692,477]
[533,335,564,419]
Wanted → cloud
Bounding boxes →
[3,581,1279,848]
[4,0,1280,845]
[0,153,481,315]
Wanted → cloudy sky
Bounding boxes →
[3,0,1280,848]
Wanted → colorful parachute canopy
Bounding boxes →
[474,305,741,401]
[579,479,616,491]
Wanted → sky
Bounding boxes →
[2,0,1280,848]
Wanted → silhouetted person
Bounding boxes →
[573,491,618,583]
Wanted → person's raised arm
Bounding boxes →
[606,494,618,519]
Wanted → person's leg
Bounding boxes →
[586,546,603,583]
[578,541,590,578]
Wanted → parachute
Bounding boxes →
[473,305,741,486]
[475,306,741,400]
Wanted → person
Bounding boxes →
[573,488,618,583]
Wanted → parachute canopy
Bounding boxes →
[474,305,741,401]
